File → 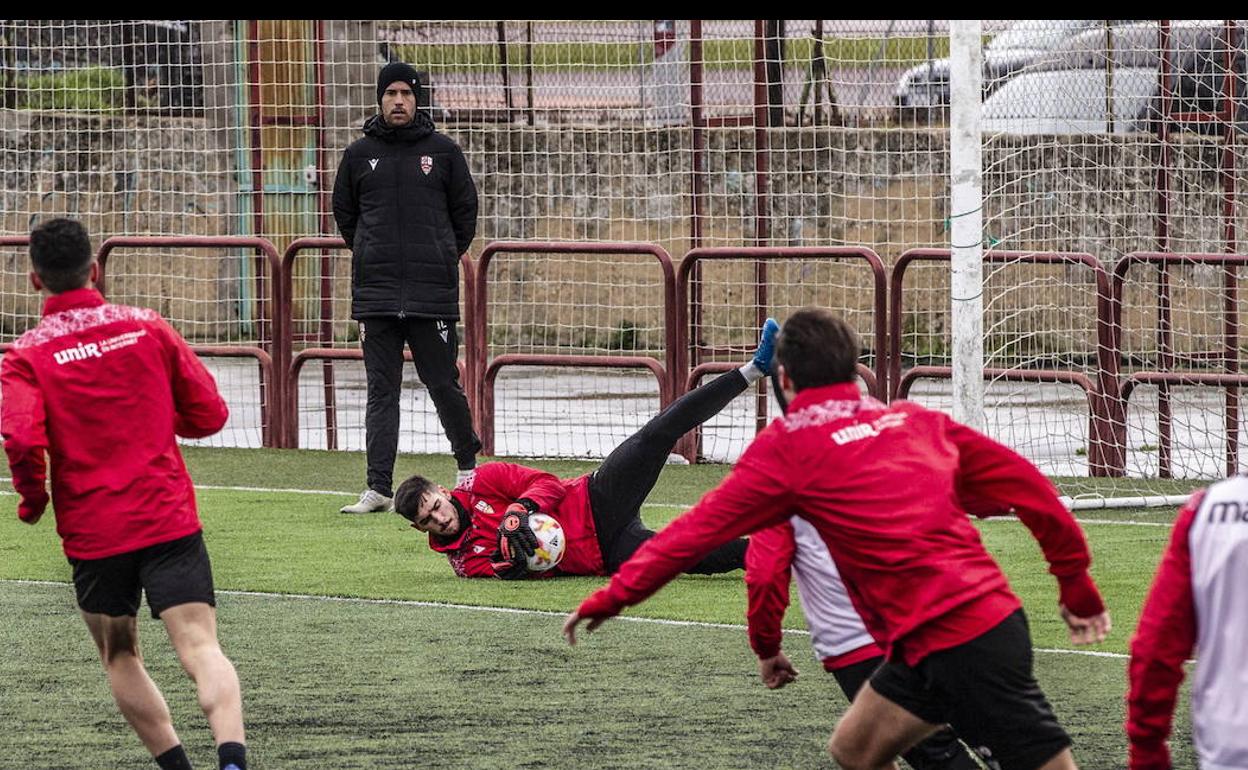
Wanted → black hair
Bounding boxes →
[775,307,861,391]
[29,218,93,293]
[394,474,437,522]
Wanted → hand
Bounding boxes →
[562,611,609,646]
[18,494,48,525]
[489,547,529,580]
[1060,605,1111,645]
[497,501,540,563]
[758,652,798,689]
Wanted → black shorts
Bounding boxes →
[69,531,216,619]
[868,609,1071,770]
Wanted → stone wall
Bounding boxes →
[4,101,1245,349]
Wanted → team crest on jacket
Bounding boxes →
[420,155,433,175]
[475,500,493,515]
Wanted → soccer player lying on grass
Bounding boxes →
[565,307,1111,770]
[1127,476,1248,770]
[392,320,779,579]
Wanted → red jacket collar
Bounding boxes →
[787,381,863,411]
[42,287,105,316]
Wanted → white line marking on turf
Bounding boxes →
[648,506,1173,527]
[1,578,1127,660]
[198,484,357,497]
[1033,647,1126,659]
[0,479,357,498]
[0,480,1174,529]
[993,515,1173,528]
[643,504,1173,527]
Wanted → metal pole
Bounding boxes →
[496,21,513,122]
[949,21,985,430]
[525,21,535,125]
[1105,21,1115,134]
[926,20,935,111]
[1157,21,1174,476]
[753,21,772,434]
[1222,19,1239,475]
[314,21,337,450]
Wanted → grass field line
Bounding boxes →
[992,515,1172,528]
[0,480,1176,528]
[200,483,357,497]
[643,504,1178,529]
[0,578,1128,660]
[0,482,360,498]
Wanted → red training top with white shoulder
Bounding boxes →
[1,288,227,559]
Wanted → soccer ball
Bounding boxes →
[525,513,566,572]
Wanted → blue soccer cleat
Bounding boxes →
[753,318,780,376]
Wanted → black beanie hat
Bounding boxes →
[376,62,423,106]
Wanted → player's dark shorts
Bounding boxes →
[869,609,1071,770]
[69,531,216,619]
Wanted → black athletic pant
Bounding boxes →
[362,317,481,496]
[832,658,979,770]
[587,369,749,574]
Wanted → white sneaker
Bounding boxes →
[339,489,392,514]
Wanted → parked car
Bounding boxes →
[1049,21,1240,68]
[894,20,1141,121]
[895,20,1099,120]
[980,67,1160,135]
[1011,21,1248,136]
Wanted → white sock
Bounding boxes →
[456,468,475,485]
[739,362,764,384]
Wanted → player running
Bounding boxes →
[566,307,1110,770]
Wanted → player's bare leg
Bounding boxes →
[162,602,245,746]
[82,611,181,756]
[829,681,941,770]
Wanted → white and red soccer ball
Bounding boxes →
[525,513,566,572]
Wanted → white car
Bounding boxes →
[980,67,1159,135]
[979,22,1248,136]
[894,20,1113,120]
[1050,20,1234,69]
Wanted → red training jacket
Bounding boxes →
[2,288,227,559]
[578,381,1104,666]
[428,461,604,577]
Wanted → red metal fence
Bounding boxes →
[5,232,1248,477]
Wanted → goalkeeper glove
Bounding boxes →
[490,548,530,580]
[491,500,540,579]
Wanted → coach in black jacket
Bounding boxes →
[332,61,482,514]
